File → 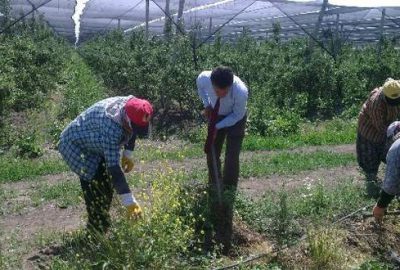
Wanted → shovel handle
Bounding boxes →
[210,145,223,206]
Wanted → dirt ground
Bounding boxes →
[2,143,391,269]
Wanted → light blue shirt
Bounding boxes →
[196,71,248,129]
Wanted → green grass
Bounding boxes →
[189,151,356,182]
[32,180,82,208]
[137,118,356,158]
[244,119,356,151]
[0,118,356,184]
[236,180,373,242]
[134,143,203,162]
[241,151,355,178]
[47,170,213,269]
[58,53,106,120]
[0,156,67,183]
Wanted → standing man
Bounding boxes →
[357,78,400,198]
[58,96,153,233]
[196,66,248,255]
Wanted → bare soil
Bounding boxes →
[239,165,362,200]
[1,143,377,269]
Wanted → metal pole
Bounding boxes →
[335,13,340,36]
[145,0,149,39]
[380,8,386,40]
[310,0,328,51]
[378,8,386,56]
[208,17,212,35]
[177,0,185,34]
[164,0,171,38]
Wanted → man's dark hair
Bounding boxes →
[211,66,234,89]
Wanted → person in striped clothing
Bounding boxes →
[357,78,400,198]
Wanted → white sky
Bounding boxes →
[328,0,400,7]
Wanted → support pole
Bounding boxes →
[335,13,340,36]
[164,0,171,38]
[380,8,386,40]
[208,17,212,35]
[177,0,185,34]
[378,8,386,56]
[309,0,328,51]
[333,13,340,57]
[117,18,121,29]
[145,0,150,39]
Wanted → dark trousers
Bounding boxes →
[206,116,246,253]
[356,133,386,179]
[80,161,114,233]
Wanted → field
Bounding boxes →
[3,13,400,269]
[1,119,400,269]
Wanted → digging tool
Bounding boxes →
[210,144,223,206]
[204,98,222,207]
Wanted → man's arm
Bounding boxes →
[216,89,248,129]
[196,74,210,108]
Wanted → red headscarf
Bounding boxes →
[124,98,153,127]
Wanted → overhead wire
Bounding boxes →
[0,0,54,34]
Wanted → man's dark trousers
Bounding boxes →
[206,115,246,253]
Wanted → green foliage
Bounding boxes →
[236,180,372,240]
[58,54,106,120]
[0,156,67,183]
[240,151,355,178]
[49,170,209,269]
[0,20,67,113]
[0,19,69,149]
[358,260,395,270]
[244,118,356,151]
[274,189,298,247]
[79,31,400,136]
[33,180,82,208]
[14,131,43,158]
[48,119,69,145]
[247,105,301,136]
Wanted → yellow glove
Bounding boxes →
[126,203,143,219]
[122,150,134,173]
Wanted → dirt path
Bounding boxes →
[0,143,358,269]
[239,165,362,200]
[0,203,83,242]
[1,143,356,197]
[0,143,358,241]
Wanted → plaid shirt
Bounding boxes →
[59,97,132,181]
[358,88,400,143]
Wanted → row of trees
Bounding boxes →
[79,30,400,135]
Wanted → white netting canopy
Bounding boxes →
[7,0,400,44]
